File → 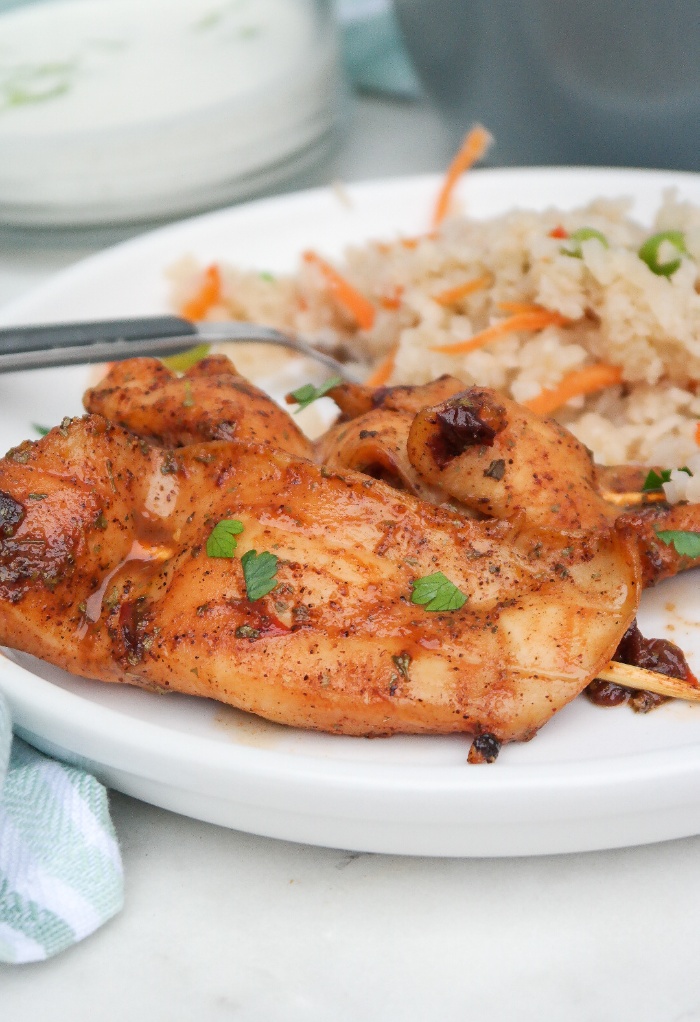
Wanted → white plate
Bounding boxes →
[3,168,700,858]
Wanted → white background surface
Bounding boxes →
[2,94,700,1019]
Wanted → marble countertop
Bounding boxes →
[2,94,700,1021]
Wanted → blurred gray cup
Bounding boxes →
[393,0,700,169]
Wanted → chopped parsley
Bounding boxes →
[241,549,279,602]
[642,466,691,491]
[655,529,700,558]
[410,572,467,612]
[206,519,244,558]
[287,376,342,413]
[32,423,50,436]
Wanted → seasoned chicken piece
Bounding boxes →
[0,413,640,744]
[315,409,446,505]
[405,388,700,585]
[594,464,665,506]
[326,375,466,419]
[84,355,313,459]
[616,502,700,586]
[407,387,613,536]
[322,384,661,523]
[95,354,683,596]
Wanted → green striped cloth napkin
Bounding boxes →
[0,694,124,963]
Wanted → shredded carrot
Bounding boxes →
[432,125,493,228]
[303,250,376,330]
[380,285,405,310]
[180,264,222,321]
[524,364,623,416]
[549,225,568,239]
[365,344,398,387]
[375,233,436,254]
[434,274,492,306]
[400,234,435,249]
[430,309,570,355]
[497,300,552,314]
[695,422,700,446]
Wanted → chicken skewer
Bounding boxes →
[596,661,700,702]
[82,357,700,709]
[0,400,643,746]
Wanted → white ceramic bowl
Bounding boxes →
[0,0,341,225]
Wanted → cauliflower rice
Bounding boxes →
[168,190,700,483]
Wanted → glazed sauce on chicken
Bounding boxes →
[428,395,507,467]
[586,619,697,712]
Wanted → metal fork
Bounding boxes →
[0,316,363,381]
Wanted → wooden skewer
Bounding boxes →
[597,488,667,507]
[597,660,700,702]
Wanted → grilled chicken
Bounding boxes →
[84,354,313,459]
[0,404,641,744]
[326,381,700,586]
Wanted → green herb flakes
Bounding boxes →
[241,549,279,602]
[206,519,244,558]
[287,376,342,413]
[392,652,411,681]
[235,624,260,640]
[642,466,691,491]
[655,529,700,558]
[410,572,467,612]
[484,459,506,481]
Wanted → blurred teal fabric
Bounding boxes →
[0,695,124,963]
[338,0,422,99]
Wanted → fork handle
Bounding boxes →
[0,316,196,355]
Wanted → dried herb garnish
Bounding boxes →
[484,459,506,480]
